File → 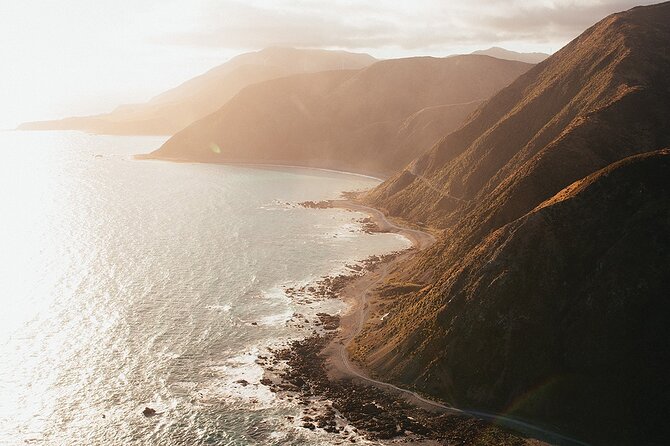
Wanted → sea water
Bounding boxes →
[0,131,410,445]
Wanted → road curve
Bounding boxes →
[327,200,589,446]
[330,200,436,249]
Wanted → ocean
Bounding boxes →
[0,131,410,445]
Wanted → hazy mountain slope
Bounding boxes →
[146,69,359,165]
[471,47,549,64]
[147,47,375,108]
[18,47,376,135]
[355,3,670,444]
[148,55,532,176]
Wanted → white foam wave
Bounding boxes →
[197,348,276,408]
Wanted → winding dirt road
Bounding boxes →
[325,200,589,446]
[325,200,442,400]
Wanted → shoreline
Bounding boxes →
[260,199,532,444]
[328,202,589,446]
[323,199,436,386]
[265,199,588,445]
[134,154,390,182]
[132,152,580,444]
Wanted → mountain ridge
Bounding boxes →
[18,47,377,135]
[146,55,532,176]
[352,2,670,444]
[368,1,670,228]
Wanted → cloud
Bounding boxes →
[163,0,660,53]
[166,1,402,49]
[471,0,660,42]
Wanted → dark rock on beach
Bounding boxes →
[316,313,340,331]
[299,200,333,209]
[265,334,526,444]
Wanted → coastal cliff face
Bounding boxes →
[18,47,377,135]
[355,3,670,444]
[147,55,532,176]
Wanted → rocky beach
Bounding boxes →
[256,199,538,445]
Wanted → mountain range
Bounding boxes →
[18,47,546,140]
[145,55,532,176]
[18,47,376,135]
[352,2,670,444]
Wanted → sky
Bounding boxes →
[0,0,658,128]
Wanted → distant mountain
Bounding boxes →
[145,55,532,176]
[355,2,670,444]
[471,46,549,64]
[18,47,377,135]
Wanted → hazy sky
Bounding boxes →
[0,0,657,128]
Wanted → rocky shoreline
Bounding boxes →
[262,333,529,445]
[258,243,530,445]
[298,199,391,235]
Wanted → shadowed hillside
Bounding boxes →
[146,55,532,176]
[355,3,670,444]
[18,47,376,135]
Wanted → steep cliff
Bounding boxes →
[356,3,670,444]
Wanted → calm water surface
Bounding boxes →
[0,131,409,445]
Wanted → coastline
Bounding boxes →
[322,199,436,384]
[134,155,574,444]
[264,198,589,445]
[258,198,537,444]
[133,155,584,444]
